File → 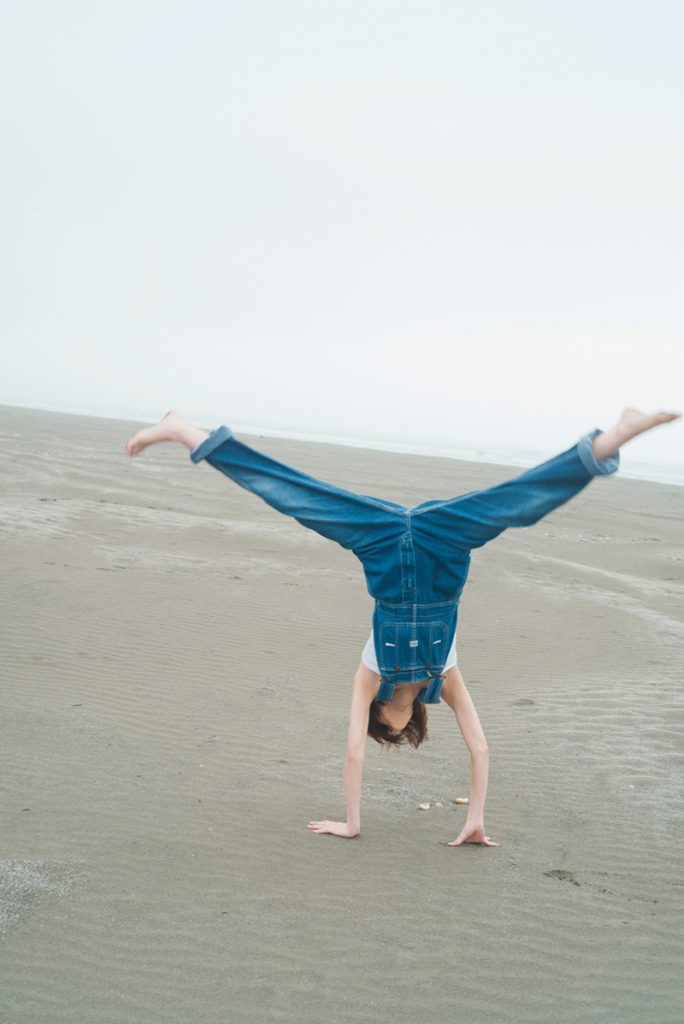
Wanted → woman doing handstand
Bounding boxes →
[124,407,680,847]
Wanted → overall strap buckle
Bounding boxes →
[376,679,396,702]
[419,673,445,704]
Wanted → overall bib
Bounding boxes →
[190,426,619,704]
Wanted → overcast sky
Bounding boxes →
[2,1,682,472]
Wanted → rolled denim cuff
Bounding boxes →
[577,428,620,476]
[189,424,234,463]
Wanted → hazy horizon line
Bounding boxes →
[2,399,682,488]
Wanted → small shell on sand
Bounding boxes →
[453,797,469,805]
[435,802,444,809]
[418,802,431,811]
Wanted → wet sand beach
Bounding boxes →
[1,405,682,1023]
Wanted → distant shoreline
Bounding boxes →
[2,399,683,487]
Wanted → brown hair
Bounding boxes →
[367,698,428,749]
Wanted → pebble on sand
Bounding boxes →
[435,802,444,809]
[453,797,469,805]
[418,802,431,811]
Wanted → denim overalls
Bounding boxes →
[190,427,619,704]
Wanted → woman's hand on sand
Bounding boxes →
[448,822,499,847]
[307,820,359,839]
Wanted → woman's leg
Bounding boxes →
[125,411,404,556]
[411,407,680,553]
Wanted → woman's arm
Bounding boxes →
[307,664,376,839]
[441,667,499,847]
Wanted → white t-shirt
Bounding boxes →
[361,629,457,675]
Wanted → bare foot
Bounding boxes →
[124,410,190,456]
[592,407,681,461]
[616,407,681,445]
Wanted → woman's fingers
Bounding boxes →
[448,832,499,847]
[307,820,356,837]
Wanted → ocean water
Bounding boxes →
[5,401,684,488]
[238,424,684,488]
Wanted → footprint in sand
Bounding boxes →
[256,683,279,698]
[544,868,581,886]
